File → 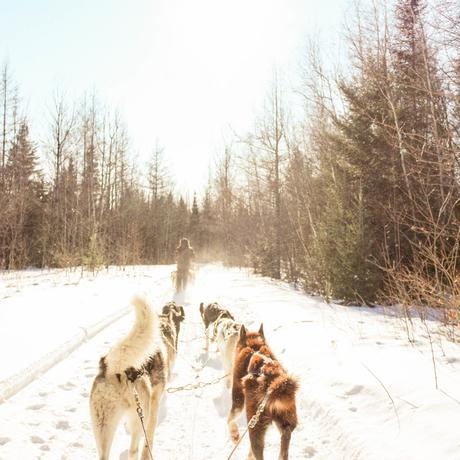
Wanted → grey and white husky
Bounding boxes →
[199,302,241,387]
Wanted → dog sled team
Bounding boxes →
[89,238,298,460]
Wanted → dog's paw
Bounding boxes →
[231,431,240,443]
[229,424,240,443]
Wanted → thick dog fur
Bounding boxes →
[215,317,241,387]
[89,297,184,460]
[199,302,235,353]
[199,302,241,387]
[228,324,298,460]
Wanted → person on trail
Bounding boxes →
[175,237,195,292]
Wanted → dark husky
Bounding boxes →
[199,301,235,352]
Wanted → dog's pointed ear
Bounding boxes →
[179,306,185,320]
[199,302,204,314]
[258,323,265,340]
[239,324,247,345]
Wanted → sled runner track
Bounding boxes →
[0,273,172,402]
[0,306,130,402]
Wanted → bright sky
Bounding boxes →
[0,0,346,197]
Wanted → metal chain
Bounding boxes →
[165,330,213,373]
[131,384,154,460]
[248,388,272,428]
[226,387,273,460]
[166,373,229,393]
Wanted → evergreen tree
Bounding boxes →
[189,193,200,249]
[4,120,44,268]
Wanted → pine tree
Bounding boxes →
[4,120,43,268]
[200,188,216,257]
[189,193,200,249]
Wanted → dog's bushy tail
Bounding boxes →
[269,374,299,400]
[104,295,159,375]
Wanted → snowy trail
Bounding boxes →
[0,266,339,459]
[1,264,460,459]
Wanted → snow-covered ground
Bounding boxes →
[0,264,459,459]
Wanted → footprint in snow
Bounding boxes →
[31,435,45,444]
[349,406,358,412]
[40,445,50,451]
[81,391,89,398]
[56,420,70,430]
[0,437,11,445]
[59,382,76,391]
[27,403,45,410]
[303,446,317,458]
[66,407,76,413]
[38,391,47,397]
[345,385,364,396]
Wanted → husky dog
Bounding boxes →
[199,302,235,352]
[161,301,185,351]
[90,297,185,460]
[228,324,298,460]
[199,302,241,387]
[214,317,241,387]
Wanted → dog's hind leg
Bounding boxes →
[248,422,269,460]
[140,383,163,460]
[278,428,292,460]
[90,402,123,460]
[126,409,144,460]
[227,384,245,443]
[274,420,294,460]
[205,330,209,352]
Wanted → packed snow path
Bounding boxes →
[1,265,460,459]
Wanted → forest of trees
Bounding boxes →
[0,75,195,270]
[1,0,460,318]
[207,0,460,316]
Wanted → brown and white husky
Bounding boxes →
[228,324,298,460]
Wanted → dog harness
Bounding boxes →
[248,351,274,377]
